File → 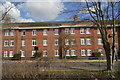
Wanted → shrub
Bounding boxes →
[12,54,21,60]
[33,52,43,58]
[91,52,101,59]
[64,56,77,59]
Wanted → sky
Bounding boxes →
[0,0,119,23]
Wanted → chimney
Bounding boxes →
[74,15,78,22]
[5,17,11,23]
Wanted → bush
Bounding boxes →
[64,56,77,59]
[91,52,101,59]
[12,54,21,60]
[33,52,43,58]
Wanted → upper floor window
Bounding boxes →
[70,28,75,34]
[71,50,76,56]
[10,40,14,47]
[66,50,70,56]
[80,28,85,34]
[43,40,48,46]
[97,29,100,34]
[81,38,85,45]
[21,40,25,46]
[81,49,86,56]
[54,29,59,35]
[65,28,69,34]
[9,51,14,57]
[54,39,59,46]
[5,30,9,36]
[21,30,26,36]
[43,29,48,36]
[10,30,15,36]
[65,39,69,45]
[32,40,36,46]
[87,49,92,56]
[32,30,36,36]
[98,38,102,45]
[3,51,8,57]
[86,28,91,34]
[4,40,9,47]
[86,38,91,45]
[43,50,47,57]
[55,50,59,56]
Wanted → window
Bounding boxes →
[80,28,85,34]
[32,40,36,46]
[86,38,91,45]
[4,40,9,47]
[98,49,103,56]
[66,50,70,56]
[10,40,14,47]
[81,38,85,45]
[71,50,76,56]
[87,49,92,56]
[55,50,59,56]
[43,40,48,46]
[32,50,36,57]
[3,51,8,57]
[81,49,86,56]
[65,28,69,34]
[32,30,36,36]
[5,30,9,36]
[97,29,100,34]
[86,28,91,34]
[98,38,102,45]
[71,28,75,34]
[21,30,26,36]
[65,39,69,45]
[54,29,59,35]
[43,29,48,35]
[10,30,15,36]
[9,51,14,57]
[20,50,25,57]
[21,40,25,46]
[71,39,76,45]
[43,50,47,57]
[54,39,59,46]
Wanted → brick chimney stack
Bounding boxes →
[5,17,11,23]
[74,15,78,22]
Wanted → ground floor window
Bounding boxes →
[3,51,8,57]
[71,50,76,56]
[32,50,36,57]
[55,50,59,56]
[20,50,25,57]
[43,50,47,57]
[66,50,70,56]
[87,49,92,56]
[81,49,86,56]
[9,51,14,57]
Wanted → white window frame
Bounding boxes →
[43,40,48,46]
[81,38,85,45]
[43,29,48,36]
[87,49,92,56]
[54,39,59,46]
[86,28,91,34]
[21,40,25,46]
[32,30,36,36]
[86,38,91,45]
[97,29,100,34]
[4,40,9,47]
[71,50,76,56]
[65,39,69,45]
[81,49,86,56]
[70,28,75,34]
[80,28,85,34]
[98,49,103,56]
[66,50,70,56]
[5,30,9,36]
[21,30,26,36]
[65,28,69,34]
[98,38,102,45]
[10,40,14,47]
[9,51,14,57]
[10,30,15,36]
[32,50,36,57]
[43,50,47,57]
[20,50,25,57]
[3,51,8,57]
[55,50,59,57]
[32,40,36,46]
[54,29,59,35]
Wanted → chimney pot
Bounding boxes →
[74,15,78,22]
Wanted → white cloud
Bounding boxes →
[20,0,64,21]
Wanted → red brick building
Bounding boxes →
[2,18,119,59]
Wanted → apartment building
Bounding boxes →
[2,17,119,58]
